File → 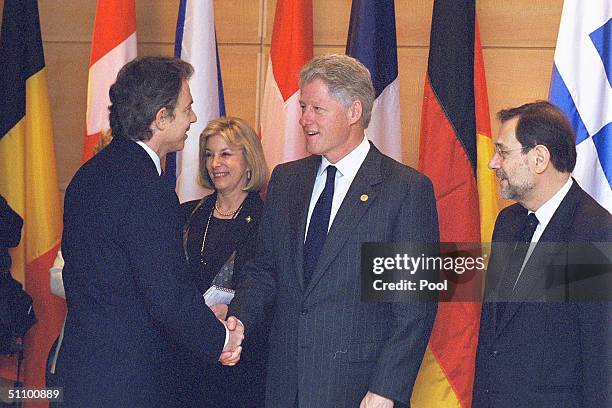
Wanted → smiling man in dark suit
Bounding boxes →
[473,101,612,407]
[55,57,243,407]
[228,54,439,408]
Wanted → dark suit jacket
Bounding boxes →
[55,138,226,408]
[230,144,439,407]
[0,194,23,271]
[473,180,612,407]
[181,191,263,291]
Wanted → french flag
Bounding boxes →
[82,0,137,162]
[260,0,313,173]
[170,0,225,203]
[549,0,611,212]
[346,0,402,162]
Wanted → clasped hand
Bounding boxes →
[218,316,244,366]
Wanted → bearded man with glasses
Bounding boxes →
[473,101,611,407]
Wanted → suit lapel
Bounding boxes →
[495,182,580,336]
[304,147,383,298]
[291,156,320,291]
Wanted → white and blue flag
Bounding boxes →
[549,0,611,212]
[346,0,402,162]
[169,0,225,203]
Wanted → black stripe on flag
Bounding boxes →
[427,0,477,173]
[0,0,45,139]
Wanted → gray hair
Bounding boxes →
[299,54,375,129]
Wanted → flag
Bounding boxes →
[82,0,137,162]
[549,0,612,212]
[0,0,65,401]
[474,20,498,244]
[260,0,313,172]
[169,0,225,203]
[413,1,497,406]
[346,0,402,162]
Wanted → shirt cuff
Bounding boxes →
[222,318,244,349]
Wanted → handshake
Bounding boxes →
[212,304,244,366]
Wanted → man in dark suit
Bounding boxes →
[228,54,439,408]
[55,57,243,407]
[473,101,611,407]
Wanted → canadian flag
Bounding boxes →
[82,0,137,162]
[260,0,313,172]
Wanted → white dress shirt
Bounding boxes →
[136,140,162,176]
[515,177,573,285]
[304,136,371,239]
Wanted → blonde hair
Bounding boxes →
[199,117,269,192]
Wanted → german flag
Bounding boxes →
[412,1,497,407]
[0,0,65,400]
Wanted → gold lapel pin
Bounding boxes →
[245,215,252,223]
[360,194,368,202]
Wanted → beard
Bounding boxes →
[496,169,535,202]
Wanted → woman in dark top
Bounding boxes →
[180,116,269,408]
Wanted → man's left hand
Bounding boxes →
[360,391,394,408]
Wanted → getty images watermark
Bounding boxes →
[361,242,611,303]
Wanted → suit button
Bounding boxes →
[301,309,308,315]
[485,388,489,394]
[491,350,499,357]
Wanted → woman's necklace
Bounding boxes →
[200,198,245,265]
[199,209,214,266]
[214,201,241,217]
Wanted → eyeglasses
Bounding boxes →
[493,144,534,160]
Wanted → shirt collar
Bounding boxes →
[136,141,162,176]
[532,177,573,229]
[317,136,370,182]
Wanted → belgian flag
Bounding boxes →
[0,0,65,399]
[413,1,498,407]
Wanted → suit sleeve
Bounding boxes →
[232,195,262,286]
[228,171,280,337]
[125,181,226,362]
[368,174,440,404]
[0,195,23,248]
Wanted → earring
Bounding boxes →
[246,169,252,180]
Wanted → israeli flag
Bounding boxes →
[549,0,611,212]
[169,0,225,203]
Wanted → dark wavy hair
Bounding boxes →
[108,56,194,142]
[497,101,577,173]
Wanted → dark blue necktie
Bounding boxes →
[497,212,539,323]
[303,166,337,286]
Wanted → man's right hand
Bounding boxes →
[219,316,244,366]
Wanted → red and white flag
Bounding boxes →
[82,0,137,162]
[260,0,313,172]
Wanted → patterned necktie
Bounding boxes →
[497,212,539,323]
[303,166,337,286]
